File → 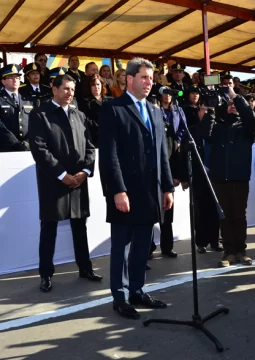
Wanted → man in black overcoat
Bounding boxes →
[99,58,174,319]
[28,74,102,292]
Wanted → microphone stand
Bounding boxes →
[143,98,229,352]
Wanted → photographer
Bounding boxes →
[200,87,255,267]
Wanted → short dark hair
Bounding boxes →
[126,58,153,77]
[85,62,96,72]
[52,74,76,88]
[34,53,47,61]
[68,55,79,64]
[245,93,255,102]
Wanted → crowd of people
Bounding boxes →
[1,54,255,319]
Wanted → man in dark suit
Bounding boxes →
[28,74,102,292]
[99,58,174,319]
[0,64,33,151]
[66,56,85,107]
[19,62,52,108]
[34,53,50,86]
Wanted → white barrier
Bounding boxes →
[1,147,255,275]
[0,151,191,275]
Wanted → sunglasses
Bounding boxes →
[38,59,47,63]
[4,76,20,80]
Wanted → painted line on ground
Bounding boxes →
[0,262,254,332]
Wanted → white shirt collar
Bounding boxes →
[31,84,40,91]
[52,100,69,115]
[5,89,18,98]
[126,90,146,105]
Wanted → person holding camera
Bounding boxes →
[200,87,255,267]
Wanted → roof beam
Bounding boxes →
[237,56,255,66]
[159,17,247,59]
[32,0,85,45]
[117,9,195,52]
[209,37,255,60]
[22,0,75,45]
[63,0,129,48]
[0,43,155,61]
[152,0,255,21]
[0,0,26,32]
[1,43,255,73]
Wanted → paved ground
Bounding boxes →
[1,229,255,360]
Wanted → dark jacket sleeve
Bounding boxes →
[0,119,20,151]
[28,109,66,178]
[98,102,127,196]
[233,95,255,137]
[82,113,95,176]
[160,118,175,193]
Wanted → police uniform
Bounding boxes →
[170,63,189,106]
[19,62,52,108]
[0,64,34,147]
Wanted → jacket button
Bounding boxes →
[19,126,22,129]
[19,133,22,137]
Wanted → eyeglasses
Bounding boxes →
[4,76,20,80]
[38,59,47,63]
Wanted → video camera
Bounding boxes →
[200,74,225,107]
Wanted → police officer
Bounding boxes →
[19,62,52,108]
[170,63,189,106]
[0,64,33,151]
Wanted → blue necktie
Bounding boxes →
[137,101,151,131]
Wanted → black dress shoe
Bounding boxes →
[197,246,207,254]
[161,250,178,258]
[146,263,151,270]
[79,270,103,281]
[113,301,140,319]
[40,277,52,292]
[129,293,167,309]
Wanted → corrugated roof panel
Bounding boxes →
[0,0,68,43]
[72,0,186,49]
[212,42,255,64]
[215,0,255,10]
[41,0,120,45]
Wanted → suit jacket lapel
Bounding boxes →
[123,92,150,132]
[146,100,157,142]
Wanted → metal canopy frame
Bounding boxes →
[0,0,255,73]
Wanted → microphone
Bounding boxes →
[159,87,184,97]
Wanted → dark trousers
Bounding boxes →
[213,181,249,254]
[193,188,219,248]
[110,223,153,303]
[39,218,92,278]
[150,206,174,255]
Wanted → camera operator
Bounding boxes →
[200,87,255,267]
[182,86,222,254]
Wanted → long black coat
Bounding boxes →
[81,96,111,148]
[28,101,95,221]
[98,92,174,225]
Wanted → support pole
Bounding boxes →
[202,2,210,74]
[2,51,7,66]
[111,58,115,75]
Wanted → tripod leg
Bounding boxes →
[200,324,224,352]
[202,308,229,324]
[143,319,194,327]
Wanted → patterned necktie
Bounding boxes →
[137,101,151,131]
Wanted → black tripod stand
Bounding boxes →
[143,100,229,352]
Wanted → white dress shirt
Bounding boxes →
[51,100,91,180]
